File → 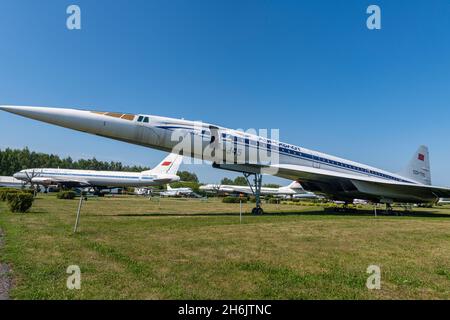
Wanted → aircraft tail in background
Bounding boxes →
[142,153,183,175]
[401,145,431,185]
[287,181,303,190]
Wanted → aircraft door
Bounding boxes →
[312,152,321,169]
[135,115,160,146]
[206,125,224,163]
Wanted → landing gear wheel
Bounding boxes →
[244,173,264,216]
[251,207,264,215]
[385,204,394,215]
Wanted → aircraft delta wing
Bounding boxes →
[269,162,450,203]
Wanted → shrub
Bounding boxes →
[267,198,280,204]
[222,196,247,204]
[20,189,35,195]
[57,190,77,200]
[0,188,20,201]
[6,192,34,213]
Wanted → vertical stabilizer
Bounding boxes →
[401,145,431,185]
[287,181,304,190]
[142,153,183,175]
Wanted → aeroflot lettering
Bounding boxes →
[166,123,415,184]
[169,124,280,174]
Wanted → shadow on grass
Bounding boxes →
[101,208,450,219]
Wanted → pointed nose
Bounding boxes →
[0,105,58,118]
[0,105,102,134]
[0,105,30,114]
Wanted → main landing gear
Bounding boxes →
[384,203,403,216]
[385,203,394,215]
[243,172,264,215]
[333,202,357,213]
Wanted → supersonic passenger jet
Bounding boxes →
[2,105,450,214]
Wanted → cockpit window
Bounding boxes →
[137,116,144,122]
[143,117,149,123]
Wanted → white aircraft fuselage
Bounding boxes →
[200,182,316,197]
[200,184,300,195]
[2,105,448,204]
[13,168,179,188]
[13,152,183,189]
[160,186,193,197]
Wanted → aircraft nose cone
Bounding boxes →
[0,105,15,112]
[13,172,26,180]
[0,105,43,116]
[0,105,27,112]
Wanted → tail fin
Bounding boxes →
[401,145,431,185]
[287,181,304,190]
[167,185,172,190]
[142,153,183,175]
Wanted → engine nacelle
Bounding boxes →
[31,177,54,186]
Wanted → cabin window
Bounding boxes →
[137,116,144,122]
[143,117,149,123]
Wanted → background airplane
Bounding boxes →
[2,105,450,214]
[159,185,195,197]
[0,176,26,188]
[200,181,317,198]
[437,198,450,205]
[13,153,183,193]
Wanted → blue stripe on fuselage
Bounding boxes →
[156,124,416,184]
[30,172,153,180]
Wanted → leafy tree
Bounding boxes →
[177,171,199,183]
[220,177,248,185]
[168,181,200,192]
[263,183,281,188]
[220,178,234,185]
[0,148,149,175]
[233,177,247,186]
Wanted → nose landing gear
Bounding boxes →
[244,172,264,215]
[251,207,264,215]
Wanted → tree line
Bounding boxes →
[220,176,280,188]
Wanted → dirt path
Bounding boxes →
[0,228,11,300]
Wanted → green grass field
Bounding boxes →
[0,195,449,299]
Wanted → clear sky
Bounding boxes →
[1,0,449,185]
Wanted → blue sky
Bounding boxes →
[1,0,449,185]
